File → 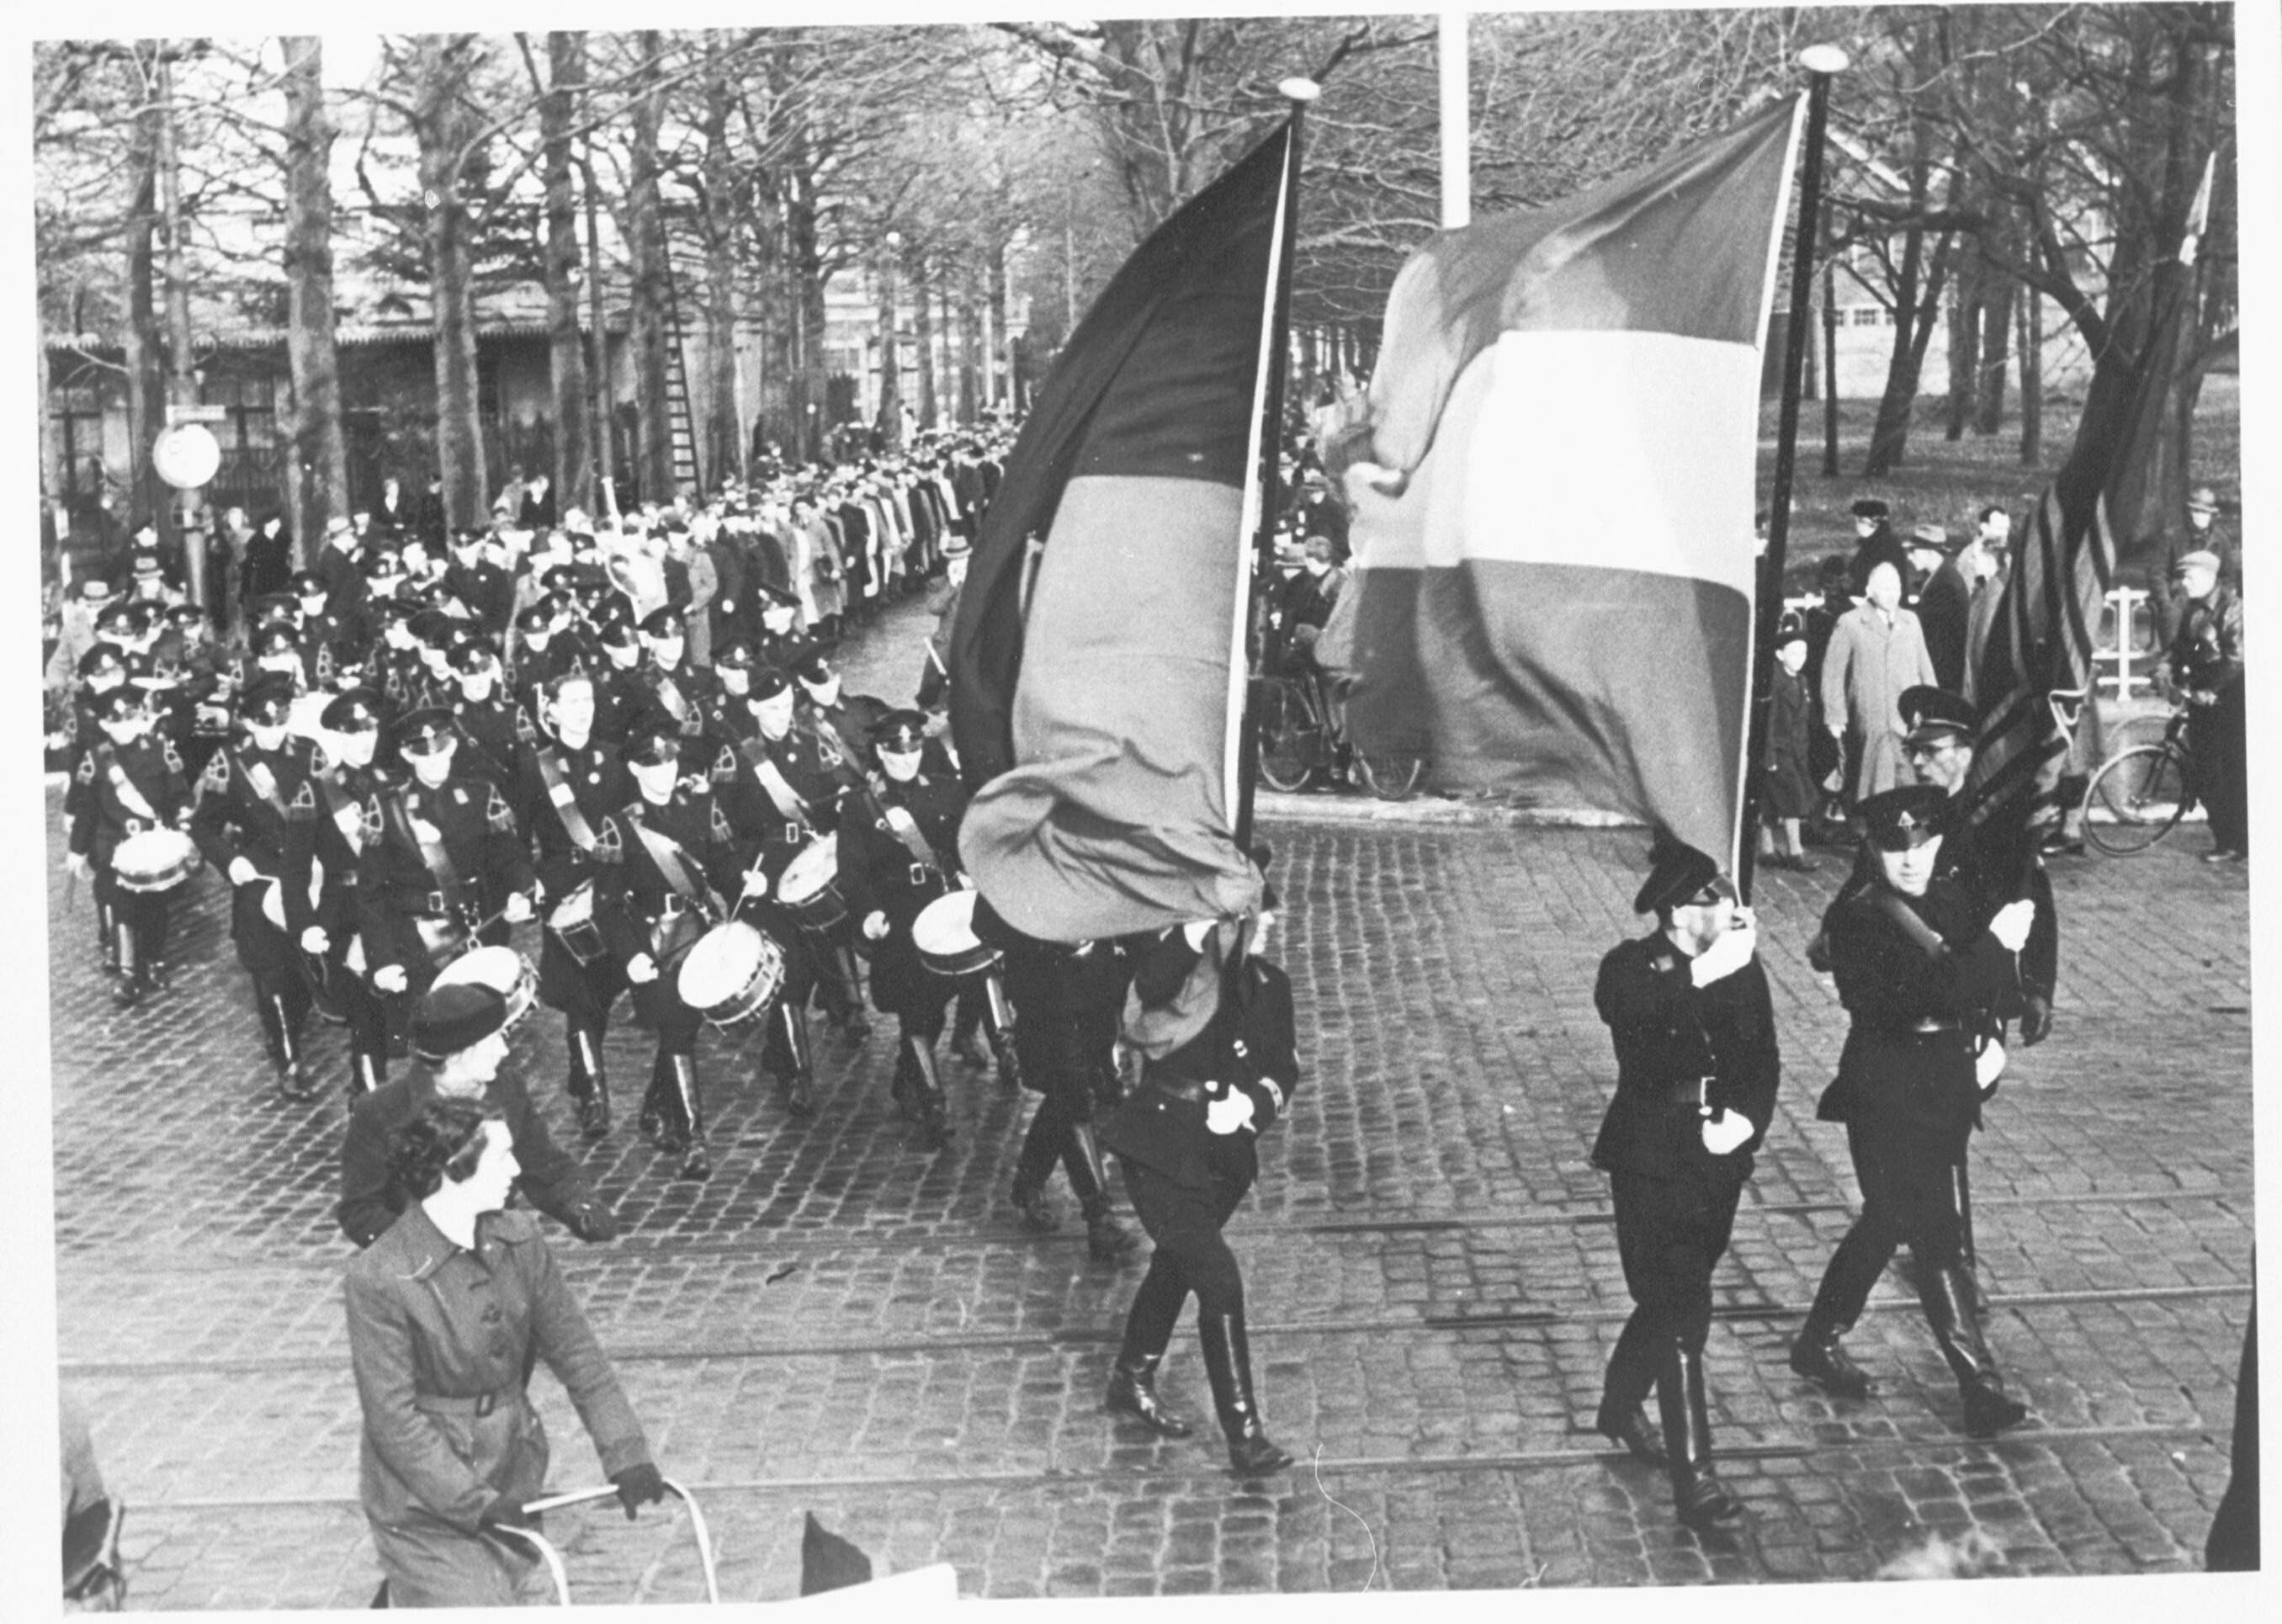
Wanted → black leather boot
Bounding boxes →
[570,1027,612,1138]
[1011,1170,1058,1232]
[112,921,143,1009]
[1198,1311,1293,1475]
[98,901,119,977]
[1106,1348,1195,1438]
[775,1001,817,1118]
[1788,1313,1875,1398]
[268,992,316,1101]
[904,1035,952,1149]
[1658,1341,1741,1530]
[828,947,870,1037]
[669,1054,709,1180]
[949,997,990,1069]
[348,1052,385,1097]
[1595,1313,1667,1463]
[1065,1122,1137,1263]
[1921,1265,2028,1437]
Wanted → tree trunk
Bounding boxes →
[958,275,980,424]
[542,33,592,516]
[987,235,1011,413]
[1943,249,1979,441]
[1975,273,2014,436]
[413,36,487,531]
[874,251,902,449]
[581,149,616,517]
[2018,282,2042,467]
[1821,220,1841,478]
[281,37,350,553]
[910,248,937,431]
[122,80,162,544]
[627,33,674,506]
[785,157,828,464]
[699,40,743,494]
[753,192,793,459]
[153,53,202,582]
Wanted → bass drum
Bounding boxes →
[675,921,788,1030]
[110,828,202,894]
[431,945,539,1032]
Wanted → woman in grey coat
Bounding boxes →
[1819,560,1937,805]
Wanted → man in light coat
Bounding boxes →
[1820,560,1937,809]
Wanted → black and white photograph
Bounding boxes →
[13,1,2275,1610]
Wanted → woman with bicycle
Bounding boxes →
[346,1076,666,1607]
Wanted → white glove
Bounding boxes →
[862,910,889,942]
[300,926,330,955]
[1205,1085,1257,1137]
[502,891,533,924]
[1988,899,2035,953]
[627,953,659,984]
[743,865,771,898]
[1689,921,1756,987]
[65,852,92,879]
[1700,1108,1754,1155]
[1182,918,1217,950]
[227,856,258,887]
[373,964,409,994]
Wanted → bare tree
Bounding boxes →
[279,37,350,549]
[536,31,593,514]
[406,34,491,528]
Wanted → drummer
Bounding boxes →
[190,673,328,1101]
[592,719,762,1180]
[840,709,970,1149]
[712,664,870,1037]
[337,980,617,1247]
[65,686,195,1009]
[442,640,524,792]
[354,707,536,1039]
[516,671,635,1137]
[308,688,400,1096]
[791,645,889,777]
[630,605,719,746]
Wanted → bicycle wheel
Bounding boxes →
[2083,745,2189,855]
[1352,747,1427,801]
[1255,681,1319,793]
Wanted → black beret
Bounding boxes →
[320,689,383,733]
[289,570,326,596]
[1632,835,1725,915]
[1898,685,1975,746]
[756,581,801,608]
[411,981,508,1061]
[620,721,682,767]
[408,609,456,645]
[596,617,639,650]
[514,604,553,634]
[638,607,683,640]
[238,674,298,724]
[77,645,126,678]
[712,640,754,671]
[1860,783,1950,850]
[395,706,458,756]
[252,624,302,658]
[540,565,579,594]
[746,666,792,702]
[793,645,835,685]
[448,640,501,675]
[93,687,146,723]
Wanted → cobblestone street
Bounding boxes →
[44,594,2256,1605]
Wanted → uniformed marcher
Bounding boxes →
[2163,549,2248,862]
[630,605,718,743]
[337,980,617,1248]
[308,689,399,1096]
[840,709,970,1148]
[354,707,536,1032]
[1588,837,1778,1529]
[344,1091,664,1608]
[517,671,634,1134]
[1789,785,2035,1437]
[1098,891,1299,1476]
[441,640,526,790]
[191,673,328,1100]
[591,721,760,1179]
[65,687,195,1008]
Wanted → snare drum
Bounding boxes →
[675,921,788,1029]
[776,837,847,932]
[431,944,540,1032]
[546,879,608,965]
[912,889,1001,979]
[111,828,202,894]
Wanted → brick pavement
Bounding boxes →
[46,592,2255,1603]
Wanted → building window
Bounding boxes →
[52,379,107,502]
[203,373,278,454]
[1849,307,1887,326]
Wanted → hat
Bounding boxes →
[238,674,297,725]
[249,592,300,624]
[130,551,163,578]
[756,581,801,609]
[513,604,553,634]
[395,706,459,756]
[1860,783,1950,851]
[2188,486,2220,512]
[77,645,125,679]
[320,689,383,733]
[638,606,684,640]
[793,645,835,685]
[540,565,579,596]
[1817,554,1852,585]
[2173,549,2221,575]
[1775,610,1807,646]
[596,617,639,651]
[410,981,508,1061]
[408,608,456,646]
[870,708,931,755]
[289,570,326,597]
[369,597,418,624]
[93,687,146,724]
[1631,833,1726,915]
[1908,522,1952,552]
[78,578,113,603]
[620,720,682,767]
[940,535,972,560]
[252,624,302,659]
[746,666,792,703]
[448,640,500,676]
[1898,685,1975,746]
[163,602,204,626]
[93,602,138,636]
[1849,498,1890,520]
[712,640,754,671]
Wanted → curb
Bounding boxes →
[1254,790,1640,831]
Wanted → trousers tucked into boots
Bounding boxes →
[1656,1340,1740,1528]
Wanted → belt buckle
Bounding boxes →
[785,821,803,846]
[475,1391,495,1418]
[661,894,687,918]
[425,889,448,916]
[909,862,931,888]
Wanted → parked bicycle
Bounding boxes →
[1251,668,1427,800]
[2082,703,2201,856]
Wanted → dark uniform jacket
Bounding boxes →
[68,735,193,862]
[592,788,750,969]
[2168,586,2245,696]
[629,659,718,744]
[354,771,533,975]
[837,772,967,1016]
[714,724,857,862]
[800,693,890,776]
[444,695,527,792]
[514,731,632,905]
[1816,876,2021,1130]
[1936,815,2057,1007]
[337,1070,596,1248]
[192,735,326,950]
[1589,935,1780,1184]
[343,1205,647,1578]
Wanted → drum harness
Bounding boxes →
[93,742,171,838]
[738,736,821,853]
[623,801,725,957]
[379,786,477,945]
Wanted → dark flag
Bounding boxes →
[948,123,1297,942]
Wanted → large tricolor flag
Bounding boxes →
[1326,98,1803,866]
[948,124,1296,942]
